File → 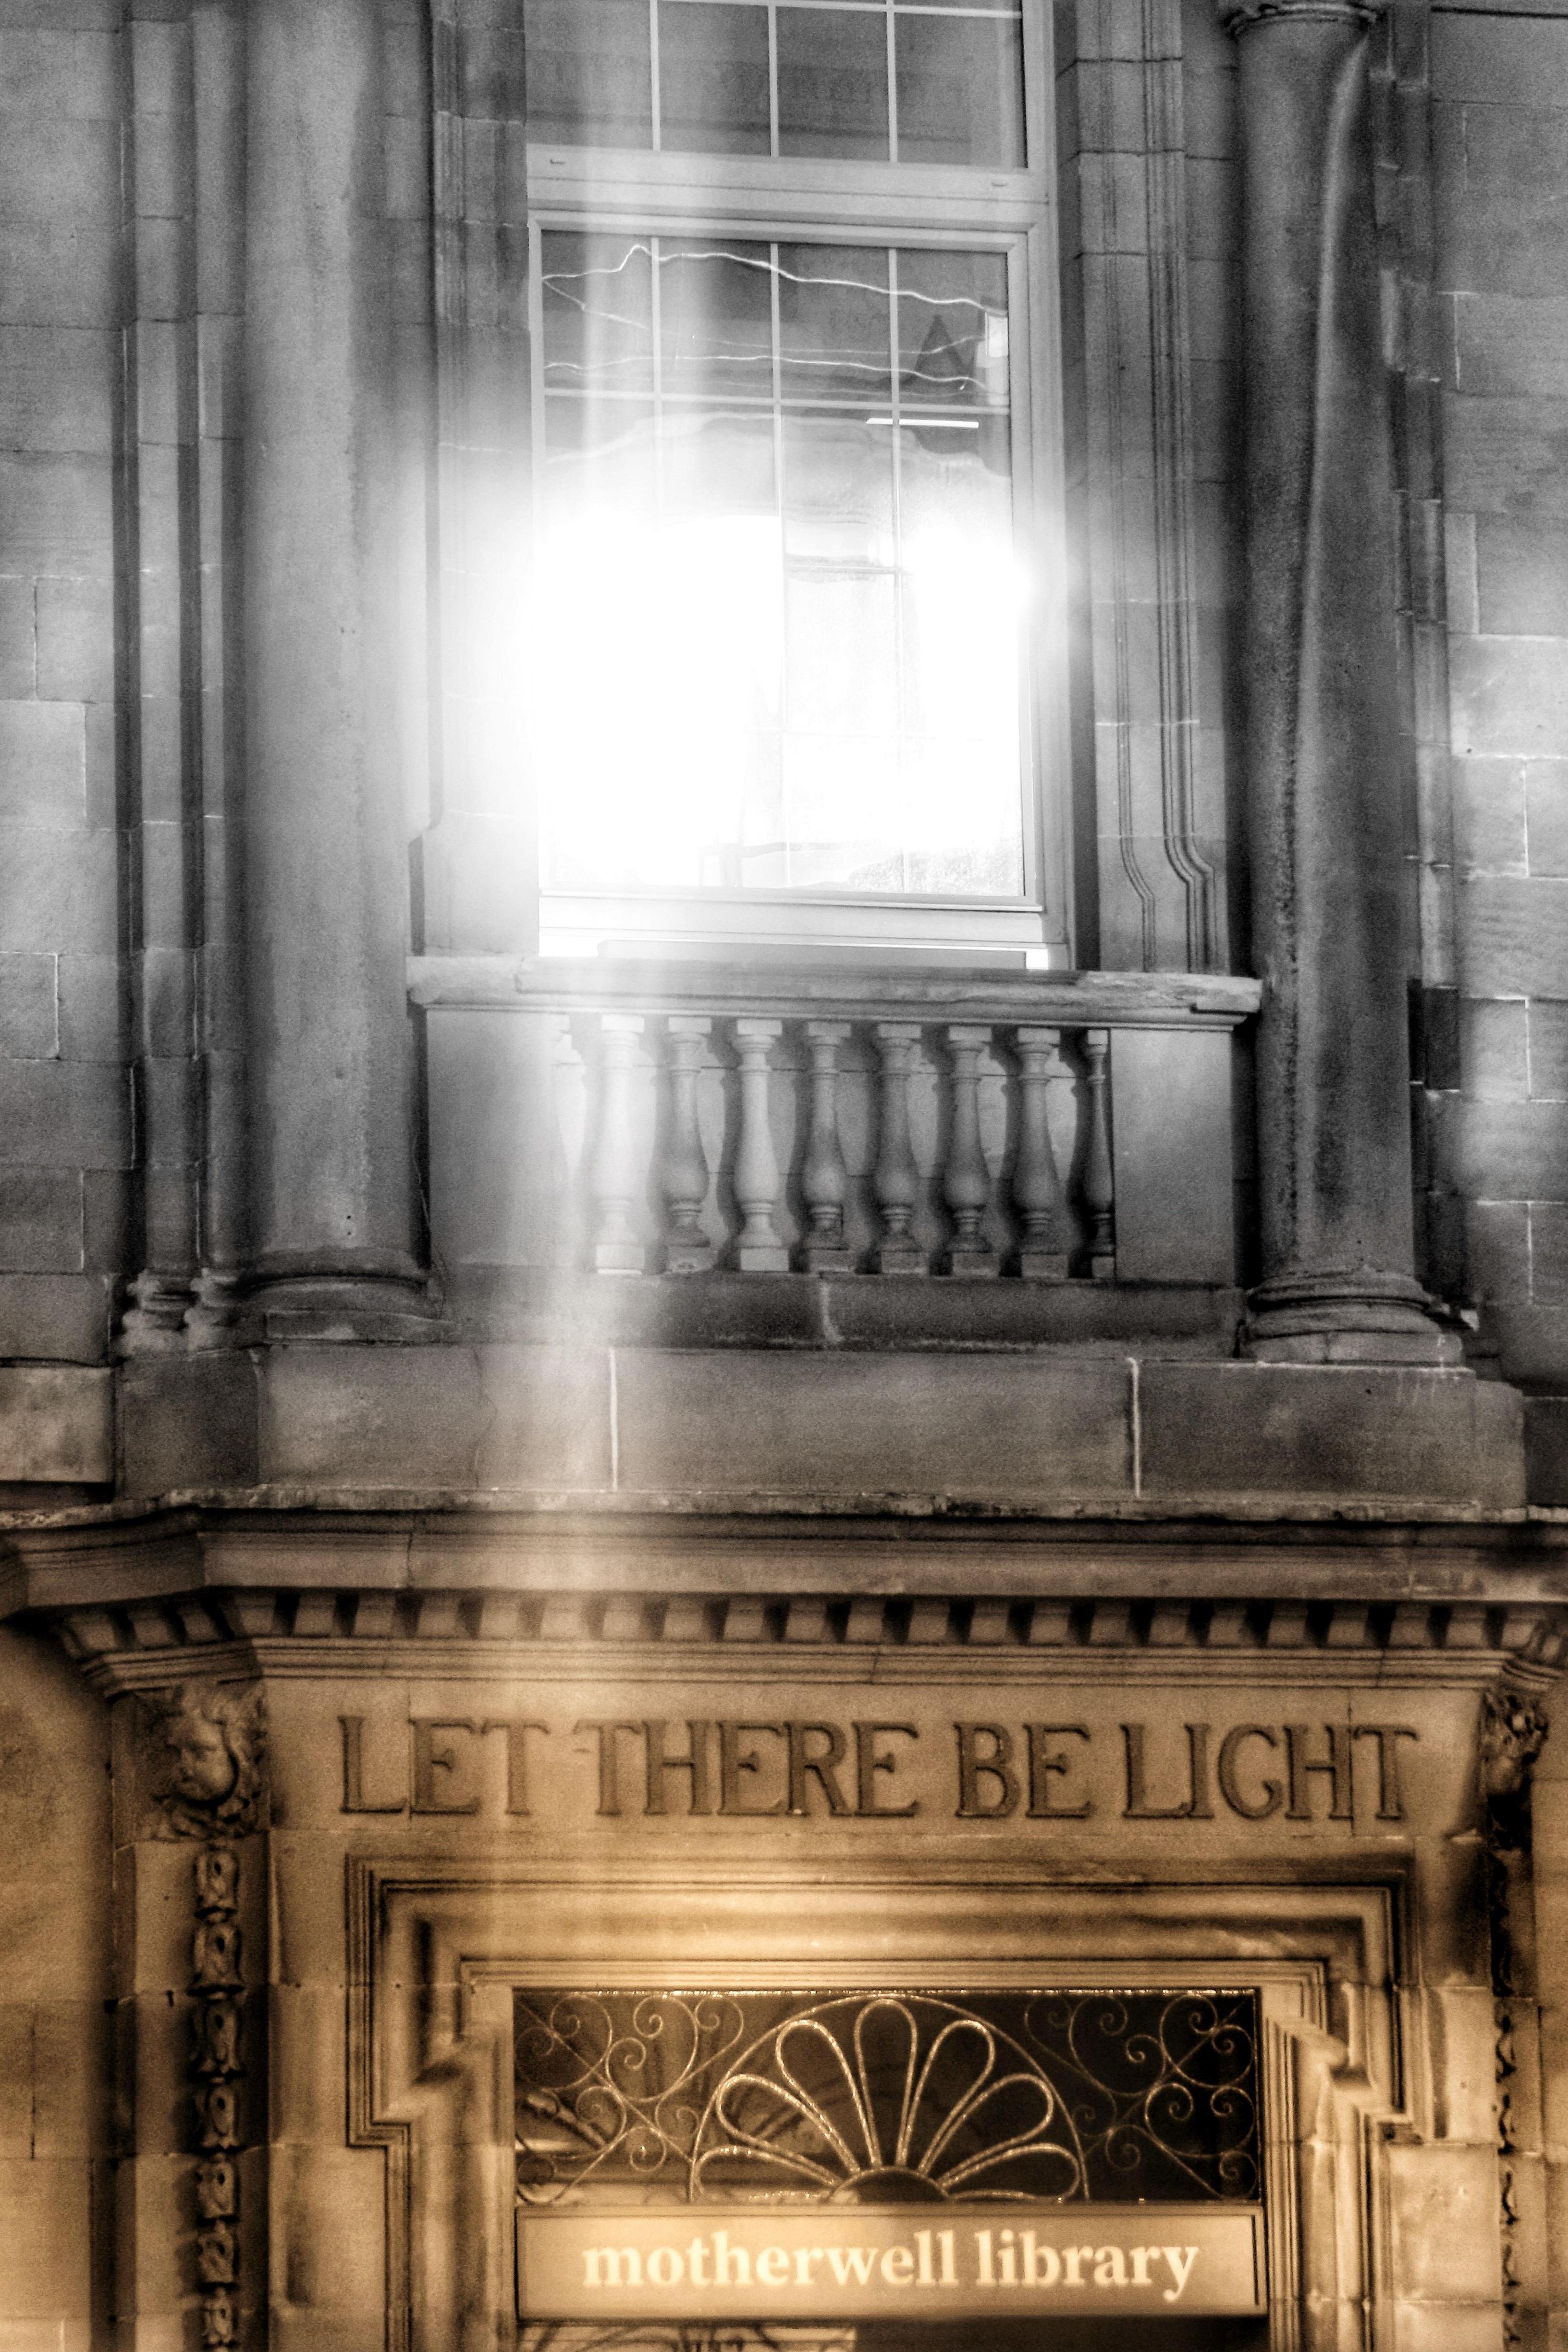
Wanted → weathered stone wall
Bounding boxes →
[1435,7,1568,1389]
[0,0,130,1366]
[0,1623,111,2350]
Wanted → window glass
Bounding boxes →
[776,10,890,160]
[894,12,1025,168]
[522,0,1025,169]
[659,2,771,154]
[533,237,1025,902]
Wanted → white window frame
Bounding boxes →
[523,0,1070,965]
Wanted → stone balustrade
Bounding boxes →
[410,960,1262,1290]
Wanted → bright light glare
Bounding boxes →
[534,509,784,891]
[531,474,1031,898]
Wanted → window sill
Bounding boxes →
[407,955,1262,1030]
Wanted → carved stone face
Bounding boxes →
[162,1708,237,1805]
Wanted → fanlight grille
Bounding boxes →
[514,1987,1259,2208]
[692,1996,1081,2202]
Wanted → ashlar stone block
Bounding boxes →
[1477,514,1568,635]
[615,1350,1134,1502]
[0,1168,83,1272]
[0,699,85,830]
[0,953,57,1058]
[35,575,112,702]
[0,1364,109,1478]
[1445,392,1568,520]
[1138,1364,1525,1508]
[1452,636,1568,761]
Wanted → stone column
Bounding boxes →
[242,0,428,1334]
[1220,0,1454,1362]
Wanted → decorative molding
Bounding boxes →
[1218,2,1385,29]
[138,1681,265,2348]
[1482,1687,1547,2001]
[1062,2,1221,971]
[192,1840,245,2347]
[1481,1690,1548,2352]
[68,1592,1568,1682]
[1481,1690,1549,1810]
[350,1862,1383,2352]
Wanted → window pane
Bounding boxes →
[658,0,771,154]
[522,0,652,147]
[894,10,1025,167]
[782,412,895,568]
[777,7,889,160]
[541,234,655,395]
[898,246,1008,407]
[659,241,775,402]
[777,246,892,408]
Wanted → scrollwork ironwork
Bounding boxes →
[515,1988,1259,2209]
[1021,1991,1258,2203]
[522,2329,854,2352]
[516,1995,751,2205]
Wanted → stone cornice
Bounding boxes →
[45,1580,1568,1697]
[10,1501,1568,1623]
[1218,1,1384,30]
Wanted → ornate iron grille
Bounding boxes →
[521,2330,853,2352]
[514,1989,1259,2208]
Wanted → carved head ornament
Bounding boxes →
[145,1682,266,1838]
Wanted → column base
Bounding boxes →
[116,1271,195,1358]
[1242,1272,1463,1366]
[244,1269,445,1345]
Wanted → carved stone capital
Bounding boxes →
[142,1679,267,1839]
[1218,1,1384,31]
[1481,1689,1549,1804]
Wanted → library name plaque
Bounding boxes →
[514,2205,1265,2320]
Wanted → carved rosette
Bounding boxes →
[143,1683,266,2349]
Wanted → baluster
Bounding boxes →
[800,1020,853,1272]
[872,1022,925,1274]
[660,1016,712,1273]
[1080,1029,1116,1281]
[942,1025,998,1276]
[731,1018,788,1271]
[1011,1025,1068,1280]
[588,1013,646,1274]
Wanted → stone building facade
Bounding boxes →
[3,1,1568,2347]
